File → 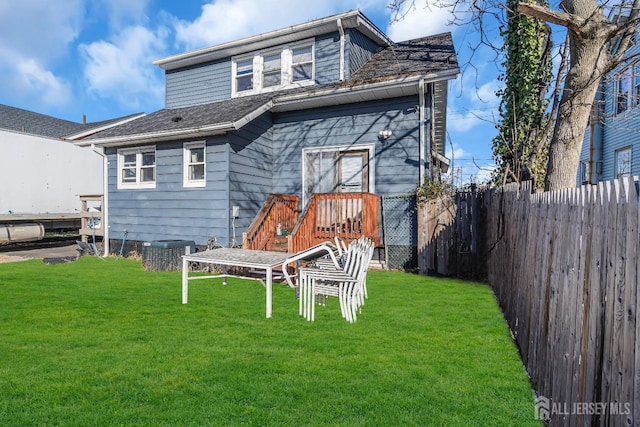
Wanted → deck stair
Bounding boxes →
[244,193,381,256]
[267,236,289,252]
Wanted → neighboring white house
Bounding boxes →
[0,104,143,216]
[0,128,103,214]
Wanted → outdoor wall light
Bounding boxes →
[378,129,393,140]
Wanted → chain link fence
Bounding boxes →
[381,194,418,270]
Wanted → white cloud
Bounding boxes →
[446,145,467,160]
[447,63,502,133]
[15,59,72,107]
[0,0,83,62]
[80,25,166,110]
[175,0,332,49]
[443,142,496,186]
[0,0,82,109]
[97,0,151,30]
[386,0,455,42]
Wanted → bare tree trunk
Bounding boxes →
[544,35,608,190]
[518,0,629,190]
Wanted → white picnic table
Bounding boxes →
[181,248,291,318]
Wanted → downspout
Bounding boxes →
[337,18,345,81]
[418,76,431,184]
[91,144,109,256]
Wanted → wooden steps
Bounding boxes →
[267,236,288,252]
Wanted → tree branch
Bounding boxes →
[517,2,584,35]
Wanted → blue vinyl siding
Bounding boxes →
[347,29,380,77]
[579,40,640,184]
[106,137,231,246]
[165,59,231,108]
[599,74,640,180]
[271,96,421,197]
[163,30,361,107]
[228,112,274,243]
[314,32,341,84]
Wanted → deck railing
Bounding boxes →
[243,194,299,250]
[288,193,380,253]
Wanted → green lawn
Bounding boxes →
[0,257,539,426]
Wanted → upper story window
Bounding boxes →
[235,59,254,92]
[616,69,630,114]
[118,146,156,189]
[184,142,206,188]
[262,53,282,88]
[613,63,640,114]
[292,46,313,82]
[634,63,640,106]
[615,146,632,178]
[232,40,314,97]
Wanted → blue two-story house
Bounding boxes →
[76,10,459,255]
[578,33,640,185]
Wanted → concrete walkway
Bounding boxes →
[0,241,80,263]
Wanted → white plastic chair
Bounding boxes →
[280,242,340,288]
[298,237,374,322]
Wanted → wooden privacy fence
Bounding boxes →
[420,179,639,426]
[417,190,484,278]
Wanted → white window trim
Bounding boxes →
[183,141,206,188]
[615,69,631,115]
[232,39,315,97]
[301,143,375,206]
[615,146,632,179]
[117,146,156,190]
[612,63,640,115]
[580,160,590,184]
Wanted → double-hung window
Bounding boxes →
[118,146,156,189]
[232,40,314,96]
[634,63,640,107]
[235,58,254,93]
[184,142,206,188]
[615,146,632,178]
[291,46,313,82]
[613,63,640,114]
[262,53,281,88]
[616,70,630,114]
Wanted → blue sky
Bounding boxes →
[0,0,501,184]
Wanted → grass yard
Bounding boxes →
[0,257,539,426]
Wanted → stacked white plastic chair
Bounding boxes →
[298,236,374,322]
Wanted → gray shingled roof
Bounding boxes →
[86,32,458,142]
[0,104,141,139]
[346,32,458,85]
[85,92,276,140]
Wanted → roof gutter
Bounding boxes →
[75,123,235,147]
[273,68,459,110]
